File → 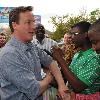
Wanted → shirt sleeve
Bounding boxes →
[53,40,58,46]
[76,56,100,86]
[0,52,40,100]
[51,39,58,47]
[37,47,53,68]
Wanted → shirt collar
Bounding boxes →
[8,36,32,51]
[36,37,46,45]
[77,48,98,57]
[80,48,93,55]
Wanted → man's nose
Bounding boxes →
[30,23,35,31]
[71,34,74,39]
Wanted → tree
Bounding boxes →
[50,9,100,41]
[89,9,100,23]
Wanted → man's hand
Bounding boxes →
[57,90,75,100]
[49,61,70,99]
[39,70,54,94]
[43,68,54,83]
[57,85,71,100]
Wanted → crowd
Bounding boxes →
[0,6,100,100]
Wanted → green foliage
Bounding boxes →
[50,9,100,41]
[89,9,100,23]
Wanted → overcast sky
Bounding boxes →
[0,0,100,31]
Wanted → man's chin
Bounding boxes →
[25,37,33,42]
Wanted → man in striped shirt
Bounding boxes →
[32,24,59,100]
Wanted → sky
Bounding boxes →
[0,0,100,31]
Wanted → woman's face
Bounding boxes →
[64,34,72,44]
[0,34,6,47]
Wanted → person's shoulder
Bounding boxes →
[46,38,57,44]
[88,49,98,55]
[46,38,56,42]
[0,43,17,57]
[92,50,100,59]
[85,48,100,60]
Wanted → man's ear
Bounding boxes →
[12,22,18,31]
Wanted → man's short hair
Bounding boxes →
[89,18,100,33]
[9,6,33,32]
[71,21,91,33]
[35,23,45,34]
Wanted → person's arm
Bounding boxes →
[49,61,69,92]
[52,47,88,93]
[39,71,54,94]
[38,48,69,99]
[0,52,53,100]
[55,56,87,93]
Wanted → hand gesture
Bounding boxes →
[51,46,64,61]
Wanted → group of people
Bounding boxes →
[0,6,100,100]
[53,21,100,100]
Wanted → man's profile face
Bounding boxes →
[14,11,35,42]
[64,34,72,44]
[88,31,100,54]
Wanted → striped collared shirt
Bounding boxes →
[32,37,58,52]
